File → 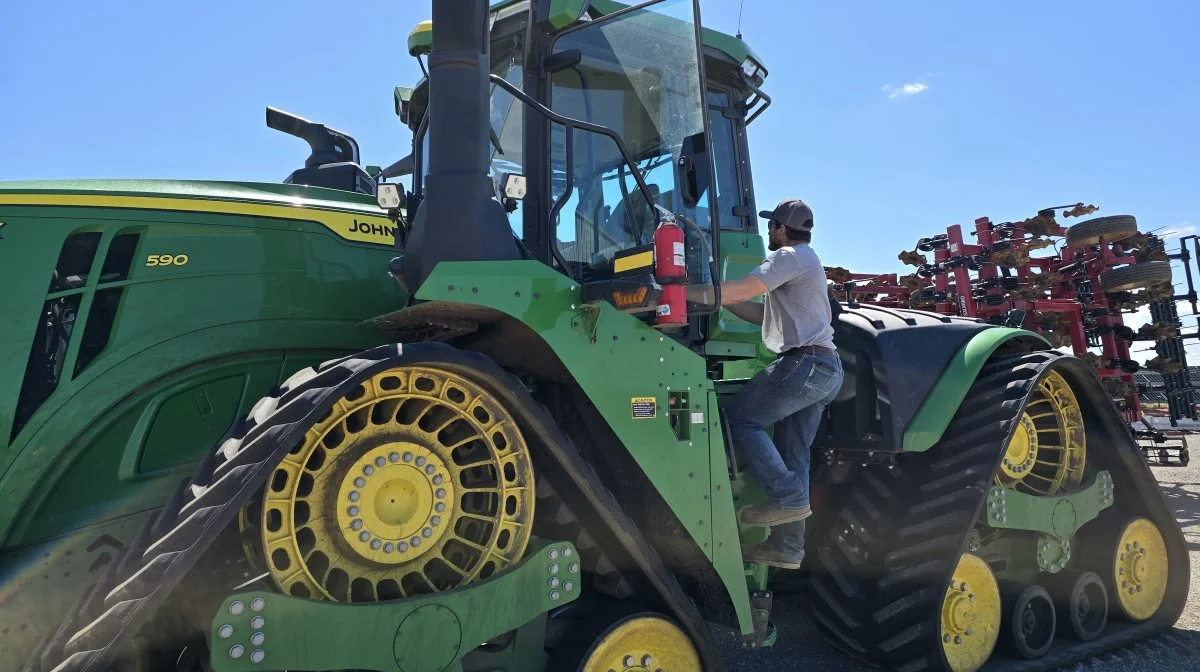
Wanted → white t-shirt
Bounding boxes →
[748,243,836,354]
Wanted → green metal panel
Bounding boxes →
[209,540,580,672]
[901,328,1051,452]
[0,179,389,216]
[705,388,753,635]
[0,201,403,550]
[707,230,766,352]
[414,260,751,634]
[984,471,1115,540]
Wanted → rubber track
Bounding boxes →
[34,343,725,672]
[809,350,1184,671]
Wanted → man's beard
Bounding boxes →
[767,238,781,251]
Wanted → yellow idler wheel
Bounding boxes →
[1112,517,1168,621]
[996,370,1085,496]
[252,365,535,601]
[940,554,1001,672]
[579,614,701,672]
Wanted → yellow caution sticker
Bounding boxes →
[631,396,657,419]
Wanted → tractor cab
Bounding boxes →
[395,0,770,350]
[266,105,379,196]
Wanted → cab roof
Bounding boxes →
[406,0,764,69]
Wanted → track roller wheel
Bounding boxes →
[1111,517,1169,621]
[1052,571,1108,641]
[999,583,1056,659]
[571,612,701,672]
[241,365,536,601]
[939,554,1001,672]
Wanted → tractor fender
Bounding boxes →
[821,301,1050,455]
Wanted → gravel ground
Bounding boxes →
[716,437,1200,671]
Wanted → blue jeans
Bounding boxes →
[726,351,843,558]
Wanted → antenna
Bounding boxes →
[736,0,745,39]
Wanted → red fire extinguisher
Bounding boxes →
[654,217,687,328]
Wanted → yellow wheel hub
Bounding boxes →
[334,443,455,562]
[580,615,701,672]
[996,371,1085,496]
[1113,517,1168,621]
[939,554,1000,672]
[246,365,535,601]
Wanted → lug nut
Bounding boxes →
[250,648,266,663]
[416,457,426,467]
[363,466,374,477]
[251,616,265,629]
[218,624,234,639]
[230,644,245,658]
[389,452,400,463]
[355,477,366,488]
[230,601,245,615]
[251,597,266,612]
[375,456,386,467]
[251,632,265,646]
[403,452,414,462]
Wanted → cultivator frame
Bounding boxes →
[829,205,1198,466]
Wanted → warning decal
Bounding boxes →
[631,396,657,419]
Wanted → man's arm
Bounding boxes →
[685,274,767,307]
[685,275,768,324]
[725,300,764,325]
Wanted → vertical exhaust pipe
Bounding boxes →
[401,0,520,292]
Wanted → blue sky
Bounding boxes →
[3,0,1198,356]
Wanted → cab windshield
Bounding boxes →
[547,0,714,281]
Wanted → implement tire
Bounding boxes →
[1066,216,1138,247]
[1099,261,1173,292]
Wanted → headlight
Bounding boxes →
[740,57,767,86]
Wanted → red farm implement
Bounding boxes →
[828,204,1199,466]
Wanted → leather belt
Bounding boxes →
[781,345,836,357]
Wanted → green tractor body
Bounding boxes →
[0,1,1189,672]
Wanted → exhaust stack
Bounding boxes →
[400,0,521,292]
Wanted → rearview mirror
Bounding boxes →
[377,183,406,210]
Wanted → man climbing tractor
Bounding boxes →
[690,198,843,569]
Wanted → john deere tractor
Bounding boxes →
[0,1,1189,671]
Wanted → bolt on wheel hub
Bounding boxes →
[1113,517,1168,621]
[940,554,1000,672]
[335,443,454,561]
[579,615,699,672]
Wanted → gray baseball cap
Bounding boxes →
[759,198,814,232]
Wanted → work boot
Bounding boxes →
[738,501,811,527]
[742,539,804,570]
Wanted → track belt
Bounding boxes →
[809,350,1189,671]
